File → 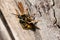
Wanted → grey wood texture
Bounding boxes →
[0,0,60,40]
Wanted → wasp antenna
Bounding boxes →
[15,9,20,15]
[11,13,18,16]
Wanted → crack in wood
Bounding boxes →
[52,0,60,28]
[0,10,15,40]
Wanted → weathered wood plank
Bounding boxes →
[0,18,11,40]
[0,0,60,40]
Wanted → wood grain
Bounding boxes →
[0,0,60,40]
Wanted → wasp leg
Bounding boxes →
[28,20,40,24]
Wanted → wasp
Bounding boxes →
[13,2,39,31]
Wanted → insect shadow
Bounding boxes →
[30,23,40,31]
